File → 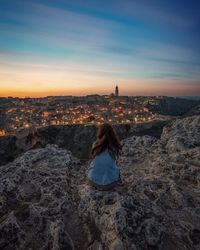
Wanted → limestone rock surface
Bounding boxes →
[0,116,200,250]
[79,116,200,250]
[0,144,87,250]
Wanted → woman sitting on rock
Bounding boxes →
[87,123,122,191]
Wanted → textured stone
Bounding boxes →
[0,116,200,250]
[0,144,88,250]
[79,116,200,250]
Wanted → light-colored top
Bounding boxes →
[87,148,120,185]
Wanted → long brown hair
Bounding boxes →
[89,123,122,161]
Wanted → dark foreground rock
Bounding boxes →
[79,116,200,250]
[0,116,200,250]
[0,145,88,250]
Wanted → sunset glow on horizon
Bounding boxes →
[0,0,200,97]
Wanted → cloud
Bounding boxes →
[0,0,199,96]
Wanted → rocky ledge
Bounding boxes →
[0,116,200,250]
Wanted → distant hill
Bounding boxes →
[178,96,200,100]
[147,96,199,116]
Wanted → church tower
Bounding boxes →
[115,85,119,97]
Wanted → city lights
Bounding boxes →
[0,87,158,136]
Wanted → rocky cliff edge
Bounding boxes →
[0,116,200,250]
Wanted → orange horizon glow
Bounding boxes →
[1,79,200,98]
[1,57,199,98]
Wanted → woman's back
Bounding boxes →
[87,148,120,185]
[87,123,122,190]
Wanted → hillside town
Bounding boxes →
[0,86,160,136]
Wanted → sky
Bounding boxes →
[0,0,200,97]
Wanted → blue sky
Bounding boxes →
[0,0,200,96]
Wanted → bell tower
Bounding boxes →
[115,85,119,97]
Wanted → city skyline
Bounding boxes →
[0,0,200,97]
